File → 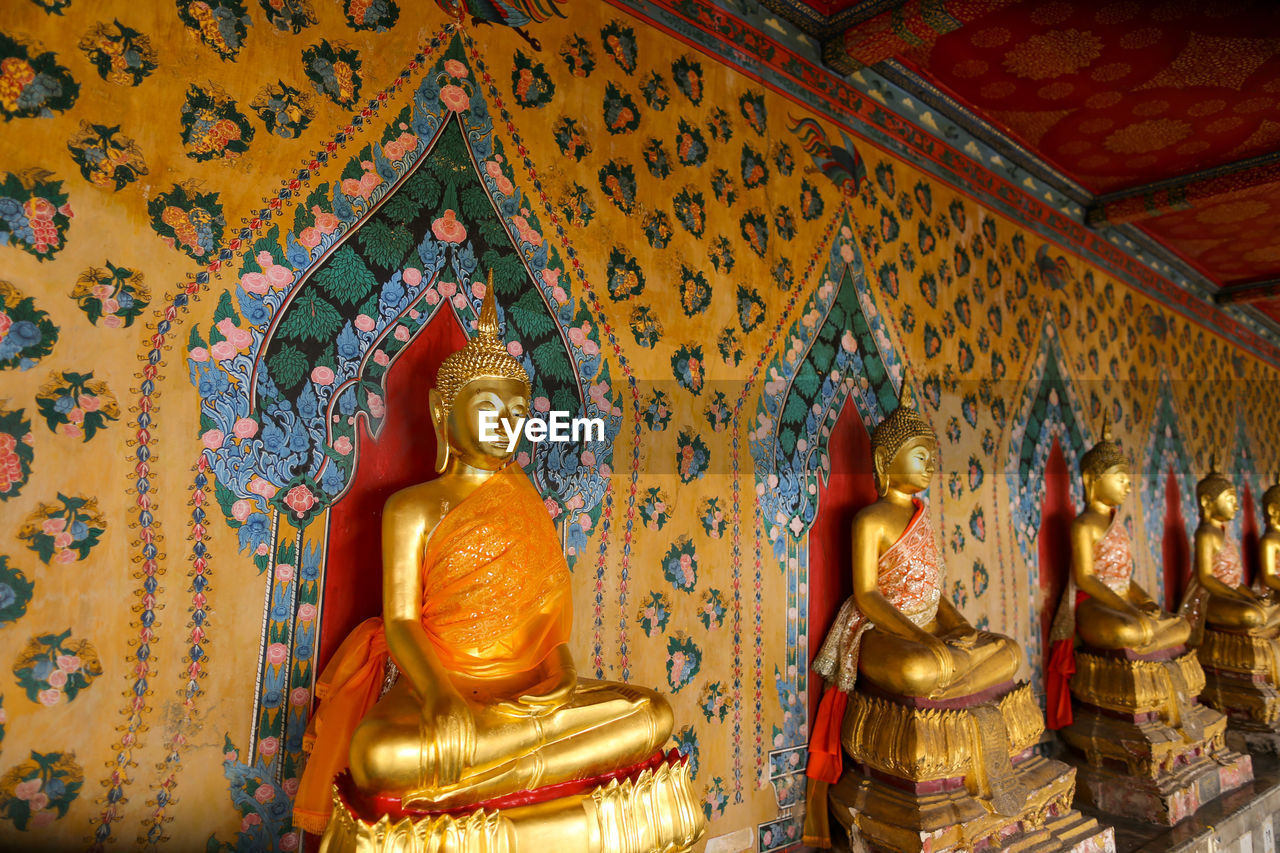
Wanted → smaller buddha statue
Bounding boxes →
[1048,417,1250,825]
[1256,475,1280,602]
[1181,462,1280,641]
[805,384,1106,851]
[295,283,702,852]
[1046,418,1188,730]
[1187,465,1280,753]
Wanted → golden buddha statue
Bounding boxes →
[295,283,703,852]
[1047,419,1250,824]
[805,384,1109,852]
[1182,463,1280,638]
[1186,465,1280,754]
[1258,476,1280,601]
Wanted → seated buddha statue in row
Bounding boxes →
[1047,419,1249,824]
[295,285,702,852]
[1181,463,1280,640]
[806,384,1103,851]
[1184,466,1280,752]
[1046,417,1188,729]
[1259,477,1280,604]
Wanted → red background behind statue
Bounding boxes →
[807,395,877,734]
[318,308,468,674]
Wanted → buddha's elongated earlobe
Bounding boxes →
[429,388,450,473]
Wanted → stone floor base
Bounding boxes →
[1068,748,1253,826]
[829,754,1115,853]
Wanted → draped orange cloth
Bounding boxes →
[293,463,573,833]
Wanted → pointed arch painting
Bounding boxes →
[1001,318,1089,691]
[746,209,903,851]
[186,34,620,850]
[1140,373,1197,610]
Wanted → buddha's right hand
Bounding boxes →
[420,688,477,788]
[924,636,956,687]
[1133,609,1156,647]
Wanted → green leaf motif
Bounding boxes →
[268,344,310,390]
[276,292,342,343]
[531,340,572,382]
[357,219,413,270]
[314,245,377,305]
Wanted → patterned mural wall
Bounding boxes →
[2,1,1280,851]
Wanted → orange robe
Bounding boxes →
[294,463,572,832]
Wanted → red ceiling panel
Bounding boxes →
[896,0,1280,194]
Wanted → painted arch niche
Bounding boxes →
[187,36,620,842]
[746,212,903,847]
[1003,319,1088,691]
[1140,377,1197,611]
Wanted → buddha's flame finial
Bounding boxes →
[477,269,500,340]
[1100,412,1112,443]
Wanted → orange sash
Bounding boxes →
[293,464,572,833]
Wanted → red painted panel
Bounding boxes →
[1162,467,1191,612]
[318,309,469,674]
[1242,482,1260,587]
[806,395,877,731]
[1037,437,1071,658]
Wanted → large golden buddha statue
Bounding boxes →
[1047,420,1250,824]
[1185,465,1280,754]
[805,384,1108,852]
[294,284,703,852]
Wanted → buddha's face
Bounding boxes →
[1205,487,1238,523]
[1267,499,1280,528]
[882,436,936,495]
[1090,464,1131,507]
[442,376,529,469]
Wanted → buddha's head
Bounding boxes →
[1264,474,1280,529]
[1196,458,1237,523]
[428,279,530,472]
[870,382,936,497]
[1080,415,1130,508]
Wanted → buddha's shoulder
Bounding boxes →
[1071,509,1109,536]
[852,500,909,531]
[383,480,448,515]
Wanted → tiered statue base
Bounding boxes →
[1058,645,1253,825]
[1198,627,1280,755]
[828,681,1114,853]
[317,752,705,853]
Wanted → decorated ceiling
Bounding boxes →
[782,0,1280,319]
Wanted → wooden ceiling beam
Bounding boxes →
[1214,279,1280,306]
[1086,156,1280,228]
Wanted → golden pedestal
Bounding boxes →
[829,682,1114,853]
[1058,646,1253,824]
[1198,628,1280,755]
[318,754,705,853]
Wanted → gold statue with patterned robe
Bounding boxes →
[1047,420,1250,824]
[1258,477,1280,601]
[295,283,703,852]
[804,383,1108,853]
[1186,465,1280,754]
